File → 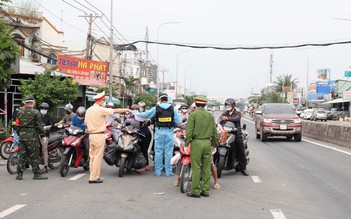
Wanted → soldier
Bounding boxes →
[16,95,48,180]
[185,96,218,198]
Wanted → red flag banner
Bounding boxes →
[57,55,108,87]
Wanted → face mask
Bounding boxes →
[40,109,47,115]
[181,109,187,113]
[78,116,84,120]
[132,110,139,114]
[139,108,145,112]
[66,110,71,114]
[226,106,232,111]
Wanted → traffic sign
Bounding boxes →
[345,71,351,77]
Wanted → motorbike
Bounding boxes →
[214,121,250,178]
[179,144,192,193]
[0,133,14,160]
[59,125,88,177]
[7,125,65,174]
[106,124,146,177]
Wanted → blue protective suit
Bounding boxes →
[138,103,180,176]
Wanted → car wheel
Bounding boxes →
[294,133,302,142]
[260,127,267,142]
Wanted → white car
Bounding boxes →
[303,109,314,120]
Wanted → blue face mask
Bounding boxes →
[40,109,47,115]
[225,107,232,111]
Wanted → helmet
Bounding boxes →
[40,102,49,109]
[130,104,139,110]
[138,101,146,108]
[64,103,73,110]
[106,102,114,107]
[76,106,86,118]
[224,98,235,106]
[180,104,188,109]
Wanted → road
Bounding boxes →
[0,115,351,219]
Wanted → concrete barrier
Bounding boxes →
[302,121,351,148]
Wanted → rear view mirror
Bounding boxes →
[242,124,246,130]
[182,117,188,123]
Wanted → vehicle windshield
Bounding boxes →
[264,105,295,114]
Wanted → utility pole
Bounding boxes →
[139,52,143,93]
[270,52,273,84]
[108,0,114,102]
[79,13,100,107]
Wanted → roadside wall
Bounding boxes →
[302,121,351,148]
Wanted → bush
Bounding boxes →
[0,120,11,141]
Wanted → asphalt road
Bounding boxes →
[1,114,351,219]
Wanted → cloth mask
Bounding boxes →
[225,106,232,111]
[66,110,71,114]
[40,109,47,115]
[181,109,187,113]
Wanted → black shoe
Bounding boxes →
[89,178,103,184]
[186,193,200,198]
[200,192,209,197]
[241,170,249,176]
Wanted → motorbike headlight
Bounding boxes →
[71,138,79,146]
[62,139,65,146]
[263,118,272,123]
[293,119,301,123]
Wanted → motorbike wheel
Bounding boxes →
[0,142,12,160]
[118,157,126,177]
[59,152,71,177]
[217,155,226,178]
[48,146,64,170]
[180,164,191,193]
[7,152,18,174]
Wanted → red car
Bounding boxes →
[255,103,302,142]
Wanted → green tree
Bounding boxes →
[274,74,299,99]
[123,75,139,94]
[0,20,21,90]
[19,70,79,109]
[0,0,11,6]
[134,93,157,106]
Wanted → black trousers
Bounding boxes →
[139,132,152,166]
[230,135,247,171]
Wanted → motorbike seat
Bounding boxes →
[48,134,63,144]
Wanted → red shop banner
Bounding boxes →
[57,55,108,87]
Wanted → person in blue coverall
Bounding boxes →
[137,93,180,176]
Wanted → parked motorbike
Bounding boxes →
[105,124,146,177]
[0,134,14,160]
[7,125,65,174]
[59,125,88,177]
[214,121,250,178]
[179,144,191,193]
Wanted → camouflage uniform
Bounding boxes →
[16,96,47,180]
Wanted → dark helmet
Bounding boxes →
[224,98,235,106]
[76,106,86,118]
[130,104,139,110]
[180,104,188,109]
[40,102,49,109]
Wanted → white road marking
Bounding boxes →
[302,139,351,156]
[0,204,26,218]
[242,117,351,156]
[68,173,86,181]
[251,176,262,183]
[20,193,26,196]
[270,209,287,219]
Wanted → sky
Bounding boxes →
[14,0,351,98]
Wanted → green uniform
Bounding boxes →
[17,106,44,174]
[185,108,218,196]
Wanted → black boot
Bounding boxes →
[16,171,23,180]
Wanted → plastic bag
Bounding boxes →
[104,144,117,166]
[133,152,147,169]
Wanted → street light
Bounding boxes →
[175,50,189,97]
[184,65,195,96]
[156,21,180,96]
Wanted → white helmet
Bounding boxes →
[106,102,114,107]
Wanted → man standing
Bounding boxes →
[185,96,218,198]
[39,102,53,173]
[220,98,248,176]
[16,95,47,180]
[85,91,131,183]
[137,93,180,176]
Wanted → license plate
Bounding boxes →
[280,124,287,130]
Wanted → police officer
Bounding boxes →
[220,98,248,176]
[137,93,180,176]
[16,95,48,180]
[185,96,218,198]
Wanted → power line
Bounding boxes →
[62,0,86,15]
[121,39,351,51]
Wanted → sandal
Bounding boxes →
[136,167,146,173]
[172,179,180,187]
[213,183,221,190]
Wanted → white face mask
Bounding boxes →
[181,109,187,113]
[132,110,139,114]
[226,106,232,111]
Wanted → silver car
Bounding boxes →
[311,110,327,121]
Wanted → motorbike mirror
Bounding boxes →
[255,110,262,115]
[242,124,246,130]
[115,117,122,124]
[182,117,188,123]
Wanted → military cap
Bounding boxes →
[24,95,35,103]
[94,91,106,101]
[194,96,208,104]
